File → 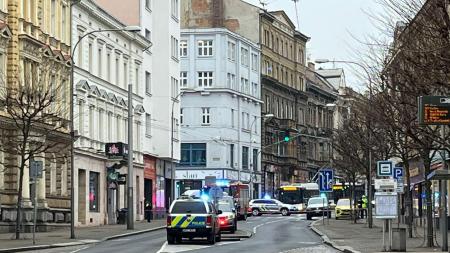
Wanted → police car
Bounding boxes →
[249,199,298,216]
[166,198,222,244]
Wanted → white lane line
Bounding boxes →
[156,242,168,253]
[252,217,295,234]
[69,246,91,253]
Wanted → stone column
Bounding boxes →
[35,154,47,207]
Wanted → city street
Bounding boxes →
[30,215,337,253]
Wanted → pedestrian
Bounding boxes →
[361,195,368,219]
[145,200,152,222]
[357,197,363,219]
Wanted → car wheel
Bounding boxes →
[252,208,260,216]
[216,232,221,242]
[281,208,289,216]
[207,232,216,245]
[167,234,175,244]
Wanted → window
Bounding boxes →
[180,40,188,57]
[171,201,207,214]
[180,108,184,124]
[106,52,111,81]
[145,71,151,94]
[251,53,258,71]
[98,48,103,77]
[61,5,67,41]
[227,41,236,61]
[115,57,119,85]
[145,29,151,41]
[89,172,99,212]
[145,0,151,10]
[171,36,178,60]
[230,144,235,168]
[50,0,56,35]
[198,71,213,87]
[226,73,235,89]
[180,143,206,166]
[240,78,248,93]
[231,109,235,128]
[171,77,179,98]
[252,82,258,97]
[123,61,128,86]
[202,108,210,124]
[135,67,139,93]
[253,149,258,171]
[180,72,188,87]
[253,116,257,133]
[242,146,249,170]
[241,48,249,66]
[171,0,179,19]
[198,40,213,56]
[145,113,151,136]
[88,43,93,72]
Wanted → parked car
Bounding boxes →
[305,197,331,220]
[249,199,298,216]
[335,198,353,220]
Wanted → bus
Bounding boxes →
[275,183,320,212]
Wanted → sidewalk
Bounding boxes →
[0,219,166,252]
[311,218,446,253]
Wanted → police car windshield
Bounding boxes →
[218,203,232,212]
[171,202,207,214]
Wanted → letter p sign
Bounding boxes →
[394,167,403,179]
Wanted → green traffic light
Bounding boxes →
[284,136,290,142]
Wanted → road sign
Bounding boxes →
[209,186,223,199]
[375,179,396,190]
[375,192,398,219]
[393,167,403,179]
[418,96,450,125]
[396,177,404,193]
[30,160,43,179]
[319,169,334,192]
[377,161,393,177]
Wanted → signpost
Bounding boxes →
[319,168,334,193]
[418,96,450,125]
[377,161,393,177]
[30,160,43,245]
[394,167,404,194]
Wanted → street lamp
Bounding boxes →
[315,58,374,229]
[249,114,274,198]
[69,25,141,237]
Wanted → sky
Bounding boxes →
[243,0,385,91]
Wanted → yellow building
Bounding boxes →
[0,0,72,232]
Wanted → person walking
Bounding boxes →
[145,200,152,222]
[361,195,368,219]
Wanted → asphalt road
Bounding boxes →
[31,214,337,253]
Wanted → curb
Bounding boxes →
[0,226,166,253]
[309,219,360,253]
[221,230,253,239]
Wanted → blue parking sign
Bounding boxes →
[394,167,403,179]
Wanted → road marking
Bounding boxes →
[111,238,131,241]
[69,246,91,253]
[252,217,295,234]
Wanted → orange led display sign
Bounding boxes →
[418,96,450,125]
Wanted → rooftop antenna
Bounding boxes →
[292,0,300,29]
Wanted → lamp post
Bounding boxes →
[70,25,141,237]
[249,114,274,199]
[315,59,374,228]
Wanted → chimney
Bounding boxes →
[212,0,224,27]
[308,62,315,70]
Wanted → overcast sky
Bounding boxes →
[243,0,385,91]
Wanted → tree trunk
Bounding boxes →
[424,156,433,247]
[404,161,413,238]
[15,160,25,240]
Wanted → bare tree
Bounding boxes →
[0,63,70,239]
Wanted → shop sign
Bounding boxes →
[176,170,223,180]
[105,142,128,159]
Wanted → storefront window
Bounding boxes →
[89,172,99,212]
[180,143,206,166]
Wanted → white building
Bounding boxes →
[72,0,150,226]
[95,0,180,213]
[178,28,263,198]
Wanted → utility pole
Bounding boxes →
[127,84,134,230]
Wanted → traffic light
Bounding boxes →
[283,130,290,142]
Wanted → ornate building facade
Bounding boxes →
[0,0,72,232]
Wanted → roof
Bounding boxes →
[316,68,345,89]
